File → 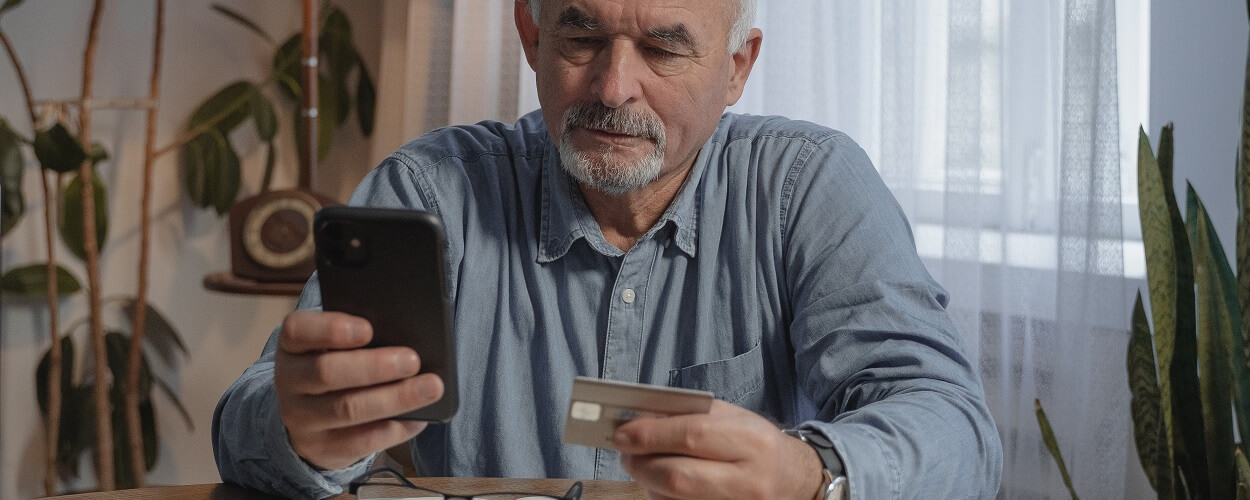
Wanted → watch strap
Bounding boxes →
[784,428,849,500]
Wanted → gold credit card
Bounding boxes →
[562,376,714,450]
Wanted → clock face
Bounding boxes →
[242,194,319,270]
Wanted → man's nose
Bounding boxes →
[591,40,644,109]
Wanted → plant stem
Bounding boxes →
[6,20,67,499]
[78,0,113,490]
[124,0,164,487]
[0,29,37,126]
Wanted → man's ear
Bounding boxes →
[515,1,540,71]
[725,28,763,106]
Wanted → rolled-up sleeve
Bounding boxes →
[782,133,1003,498]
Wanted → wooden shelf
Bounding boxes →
[203,271,304,296]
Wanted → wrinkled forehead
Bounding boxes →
[535,0,734,41]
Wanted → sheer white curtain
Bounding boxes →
[729,1,1138,497]
[376,0,1144,496]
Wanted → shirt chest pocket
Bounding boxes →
[667,342,765,411]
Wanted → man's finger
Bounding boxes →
[277,346,421,395]
[291,418,427,470]
[279,311,372,354]
[623,453,746,499]
[285,373,445,431]
[612,413,751,462]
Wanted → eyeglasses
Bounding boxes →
[349,468,584,500]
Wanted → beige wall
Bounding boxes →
[0,1,383,497]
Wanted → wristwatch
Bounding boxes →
[783,428,850,500]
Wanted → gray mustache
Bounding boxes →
[562,102,663,140]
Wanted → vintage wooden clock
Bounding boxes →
[204,0,335,294]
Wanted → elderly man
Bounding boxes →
[213,0,1003,498]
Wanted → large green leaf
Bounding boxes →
[121,299,189,365]
[1140,125,1208,499]
[1137,127,1182,492]
[1186,185,1236,499]
[110,398,158,488]
[33,122,87,173]
[60,170,109,261]
[1035,399,1080,500]
[321,8,355,84]
[57,385,93,480]
[1128,292,1169,493]
[250,90,278,142]
[0,118,25,237]
[1236,31,1250,486]
[187,81,255,135]
[36,337,75,416]
[105,331,153,402]
[0,263,82,296]
[211,3,274,44]
[356,58,376,136]
[181,130,241,214]
[273,34,302,100]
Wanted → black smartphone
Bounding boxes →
[313,206,458,422]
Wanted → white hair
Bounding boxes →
[525,0,757,52]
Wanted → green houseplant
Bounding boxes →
[1036,4,1250,498]
[0,0,374,494]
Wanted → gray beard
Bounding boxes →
[558,136,665,195]
[556,102,666,195]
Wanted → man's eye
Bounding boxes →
[569,37,601,46]
[645,47,679,60]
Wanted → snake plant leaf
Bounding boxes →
[210,3,274,45]
[1139,125,1208,500]
[0,0,24,17]
[356,58,376,136]
[36,336,75,416]
[33,122,87,173]
[1186,185,1236,499]
[1137,127,1181,478]
[0,263,82,296]
[60,171,109,261]
[1237,31,1250,469]
[1035,399,1080,500]
[120,298,189,365]
[0,118,25,237]
[1128,292,1168,493]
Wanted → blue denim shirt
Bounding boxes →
[213,111,1002,499]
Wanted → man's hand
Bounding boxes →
[274,310,445,470]
[613,400,825,500]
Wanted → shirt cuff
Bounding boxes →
[799,420,896,500]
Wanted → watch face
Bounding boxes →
[242,193,319,270]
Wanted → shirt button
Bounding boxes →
[621,288,636,304]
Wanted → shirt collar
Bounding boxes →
[538,125,715,263]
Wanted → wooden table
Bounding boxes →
[44,477,646,499]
